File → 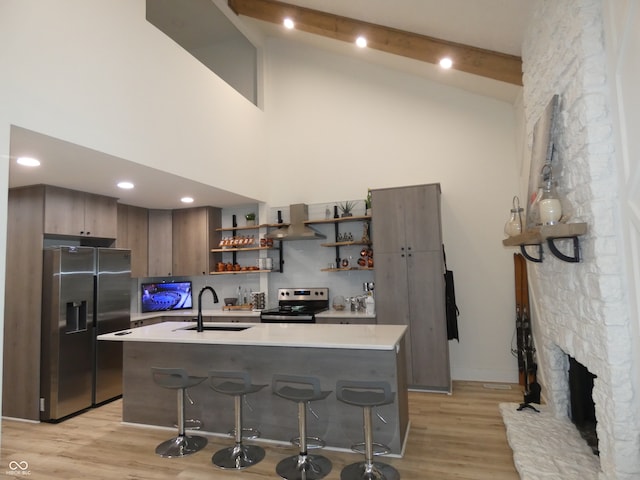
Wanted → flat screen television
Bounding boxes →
[141,281,193,313]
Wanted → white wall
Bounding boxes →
[263,38,522,382]
[0,0,267,201]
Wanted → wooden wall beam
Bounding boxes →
[228,0,523,86]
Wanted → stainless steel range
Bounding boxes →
[260,288,329,323]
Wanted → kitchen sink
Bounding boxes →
[183,325,252,332]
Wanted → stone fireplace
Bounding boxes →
[515,1,640,479]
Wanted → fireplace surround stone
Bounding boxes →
[516,1,640,479]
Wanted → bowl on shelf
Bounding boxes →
[224,298,238,306]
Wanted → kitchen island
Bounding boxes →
[99,322,408,454]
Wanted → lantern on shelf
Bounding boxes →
[504,196,524,237]
[538,164,562,225]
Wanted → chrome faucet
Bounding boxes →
[197,286,219,332]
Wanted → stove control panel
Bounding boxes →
[278,288,328,301]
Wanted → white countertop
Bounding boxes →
[100,321,404,350]
[131,309,375,322]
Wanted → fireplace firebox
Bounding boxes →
[569,356,598,455]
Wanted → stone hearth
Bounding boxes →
[500,402,599,479]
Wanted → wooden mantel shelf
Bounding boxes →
[503,223,588,263]
[502,223,588,247]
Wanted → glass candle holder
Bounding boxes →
[504,196,524,237]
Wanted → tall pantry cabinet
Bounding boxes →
[371,183,450,392]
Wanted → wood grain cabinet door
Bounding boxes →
[172,206,221,276]
[83,192,117,239]
[148,209,173,277]
[401,184,443,253]
[43,186,117,238]
[43,185,86,236]
[117,204,149,277]
[407,250,450,388]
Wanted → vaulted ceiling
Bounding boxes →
[9,1,534,209]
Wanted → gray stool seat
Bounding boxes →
[151,367,208,458]
[208,371,267,470]
[336,380,400,480]
[273,375,332,480]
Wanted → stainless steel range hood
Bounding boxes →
[266,204,326,241]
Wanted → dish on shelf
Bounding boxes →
[219,235,256,247]
[215,262,260,272]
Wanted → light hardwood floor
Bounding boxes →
[1,381,522,479]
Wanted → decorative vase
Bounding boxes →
[246,219,256,226]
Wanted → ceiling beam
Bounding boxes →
[228,0,522,86]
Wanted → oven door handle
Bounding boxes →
[260,314,315,322]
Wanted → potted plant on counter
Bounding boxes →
[245,212,256,226]
[365,189,372,216]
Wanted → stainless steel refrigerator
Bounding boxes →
[40,246,131,421]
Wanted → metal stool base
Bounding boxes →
[155,434,208,458]
[290,435,325,450]
[276,453,332,480]
[228,426,261,440]
[350,441,391,456]
[176,418,202,430]
[212,443,266,469]
[340,461,400,480]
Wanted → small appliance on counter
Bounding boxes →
[260,288,329,323]
[251,292,266,311]
[40,246,131,421]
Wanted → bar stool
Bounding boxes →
[208,371,267,470]
[335,380,399,480]
[272,374,332,480]
[151,367,208,458]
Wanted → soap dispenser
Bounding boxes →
[365,293,375,315]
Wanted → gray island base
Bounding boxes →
[104,322,409,455]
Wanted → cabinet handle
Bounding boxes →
[86,232,90,236]
[401,254,405,258]
[407,246,411,251]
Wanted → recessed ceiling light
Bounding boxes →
[439,57,453,69]
[117,181,134,189]
[16,156,40,167]
[283,17,294,29]
[181,196,194,204]
[356,36,367,48]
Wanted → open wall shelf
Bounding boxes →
[307,215,373,271]
[503,223,588,263]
